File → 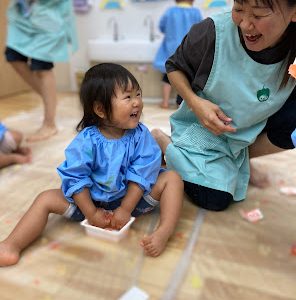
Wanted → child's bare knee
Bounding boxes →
[34,190,52,206]
[166,170,183,186]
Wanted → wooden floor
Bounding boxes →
[0,92,296,300]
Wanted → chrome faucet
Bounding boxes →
[144,15,155,42]
[108,17,119,41]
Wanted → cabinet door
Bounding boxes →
[0,0,30,98]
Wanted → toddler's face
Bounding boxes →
[232,0,296,51]
[110,82,143,132]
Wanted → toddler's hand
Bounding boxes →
[110,207,131,230]
[88,208,112,228]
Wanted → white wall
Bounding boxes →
[69,0,231,90]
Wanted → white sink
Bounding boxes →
[88,38,161,63]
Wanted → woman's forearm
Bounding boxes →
[167,70,203,109]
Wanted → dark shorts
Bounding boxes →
[184,181,233,211]
[64,194,159,222]
[5,47,54,71]
[263,88,296,149]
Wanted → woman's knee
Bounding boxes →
[184,181,233,211]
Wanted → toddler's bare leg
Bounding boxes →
[151,128,171,154]
[0,189,68,266]
[140,171,183,257]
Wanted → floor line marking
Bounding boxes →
[161,208,206,300]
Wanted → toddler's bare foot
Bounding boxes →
[159,102,169,109]
[140,228,171,257]
[26,126,57,143]
[0,241,20,266]
[249,161,269,188]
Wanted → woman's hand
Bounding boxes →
[110,206,131,230]
[191,98,236,135]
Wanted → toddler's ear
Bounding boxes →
[93,102,105,118]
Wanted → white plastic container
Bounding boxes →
[80,217,135,242]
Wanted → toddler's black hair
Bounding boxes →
[76,63,141,131]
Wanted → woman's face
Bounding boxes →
[232,0,296,51]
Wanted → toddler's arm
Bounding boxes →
[111,182,143,230]
[73,188,111,228]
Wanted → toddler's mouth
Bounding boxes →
[130,112,138,118]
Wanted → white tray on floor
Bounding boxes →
[80,217,135,242]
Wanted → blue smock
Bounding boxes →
[57,123,162,203]
[153,3,202,73]
[6,0,78,62]
[0,123,8,141]
[166,12,296,201]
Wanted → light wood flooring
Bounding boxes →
[0,92,296,300]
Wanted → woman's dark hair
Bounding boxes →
[235,0,296,86]
[76,63,141,131]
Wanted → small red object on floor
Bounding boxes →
[290,245,296,256]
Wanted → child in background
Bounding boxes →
[0,122,31,168]
[153,0,202,108]
[152,0,296,211]
[0,63,183,266]
[5,0,78,142]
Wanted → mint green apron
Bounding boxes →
[166,12,295,201]
[7,0,78,62]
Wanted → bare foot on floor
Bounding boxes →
[13,147,32,164]
[159,103,169,109]
[26,126,57,143]
[249,161,270,188]
[140,228,171,257]
[0,241,20,267]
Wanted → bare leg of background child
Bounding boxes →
[0,129,32,168]
[10,62,58,142]
[10,129,32,163]
[140,170,183,257]
[160,82,171,109]
[0,189,69,266]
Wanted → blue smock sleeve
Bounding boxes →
[159,11,167,33]
[0,123,7,141]
[126,124,162,195]
[57,129,95,202]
